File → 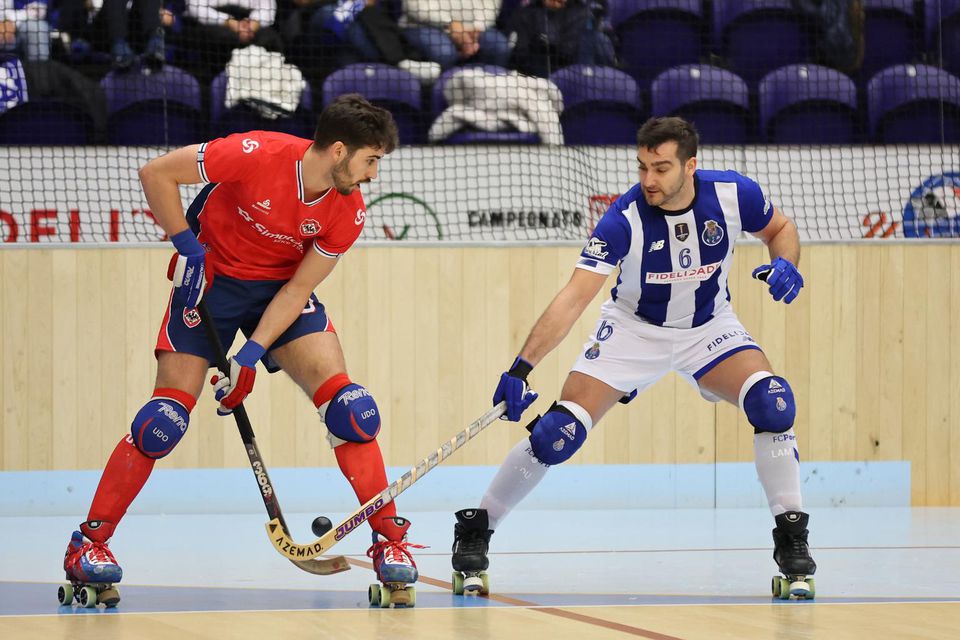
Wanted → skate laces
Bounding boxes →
[84,541,117,566]
[368,538,426,568]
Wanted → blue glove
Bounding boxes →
[168,229,208,309]
[752,257,803,304]
[493,356,539,422]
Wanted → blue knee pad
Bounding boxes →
[527,402,590,465]
[131,398,190,458]
[742,375,796,433]
[321,383,381,443]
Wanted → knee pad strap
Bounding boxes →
[741,373,796,433]
[527,400,593,465]
[315,374,381,446]
[131,388,195,459]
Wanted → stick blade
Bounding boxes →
[289,556,351,575]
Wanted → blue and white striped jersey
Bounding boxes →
[577,170,773,329]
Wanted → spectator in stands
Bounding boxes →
[179,0,283,82]
[506,0,615,78]
[1,0,51,60]
[399,0,510,69]
[56,0,165,70]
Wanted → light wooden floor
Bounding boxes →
[2,508,959,640]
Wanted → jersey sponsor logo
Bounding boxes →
[645,261,721,283]
[583,237,609,259]
[674,223,690,241]
[236,207,304,252]
[702,220,724,246]
[241,138,259,154]
[300,219,321,237]
[354,208,366,225]
[253,198,271,214]
[648,239,665,252]
[182,307,201,328]
[705,329,753,352]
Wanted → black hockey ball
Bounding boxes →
[311,516,333,537]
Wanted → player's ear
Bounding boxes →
[686,156,697,175]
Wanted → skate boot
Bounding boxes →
[367,517,424,608]
[60,521,123,608]
[451,508,493,595]
[771,511,817,600]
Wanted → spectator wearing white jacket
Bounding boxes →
[180,0,283,82]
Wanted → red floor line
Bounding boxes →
[346,558,686,640]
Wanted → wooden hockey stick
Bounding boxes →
[197,300,349,575]
[267,401,507,561]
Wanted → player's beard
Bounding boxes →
[645,171,687,209]
[332,156,358,195]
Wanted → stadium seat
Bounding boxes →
[429,64,540,144]
[210,72,314,138]
[101,65,202,145]
[651,64,751,143]
[609,0,704,87]
[322,63,424,145]
[860,0,920,84]
[927,0,960,75]
[550,64,645,144]
[759,64,859,143]
[0,100,93,145]
[713,0,810,86]
[867,64,960,142]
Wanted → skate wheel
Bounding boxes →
[58,583,73,605]
[480,572,490,595]
[771,575,781,598]
[99,587,121,607]
[378,585,391,609]
[78,585,98,608]
[368,583,381,607]
[804,578,816,600]
[406,586,416,608]
[452,571,464,595]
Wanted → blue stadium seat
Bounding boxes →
[323,63,424,145]
[713,0,810,86]
[609,0,704,87]
[651,64,751,143]
[867,64,960,142]
[0,100,93,145]
[860,0,920,84]
[101,65,202,145]
[927,0,960,75]
[759,64,859,143]
[550,64,645,144]
[210,72,314,138]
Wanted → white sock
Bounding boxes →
[480,437,550,530]
[753,428,803,516]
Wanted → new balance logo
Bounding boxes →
[648,240,665,252]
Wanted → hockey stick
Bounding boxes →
[196,300,349,575]
[267,401,507,561]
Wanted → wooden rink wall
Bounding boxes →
[1,242,958,506]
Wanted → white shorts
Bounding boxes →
[571,300,762,403]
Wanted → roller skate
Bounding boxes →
[367,517,424,608]
[451,508,492,595]
[770,511,817,600]
[59,522,123,608]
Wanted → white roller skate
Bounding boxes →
[451,508,492,595]
[367,517,424,608]
[771,511,817,600]
[60,522,123,608]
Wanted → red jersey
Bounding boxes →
[190,131,366,281]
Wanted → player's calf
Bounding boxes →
[527,400,593,465]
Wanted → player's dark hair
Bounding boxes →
[636,117,699,162]
[314,94,398,154]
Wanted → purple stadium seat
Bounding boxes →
[609,0,704,86]
[550,64,645,144]
[867,64,960,142]
[759,64,859,143]
[0,100,93,145]
[651,64,751,143]
[713,0,810,86]
[927,0,960,75]
[210,72,314,138]
[860,0,920,84]
[101,64,201,145]
[322,63,424,144]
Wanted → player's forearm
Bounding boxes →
[519,287,592,366]
[248,284,312,349]
[765,217,800,266]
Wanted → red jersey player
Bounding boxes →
[60,95,421,608]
